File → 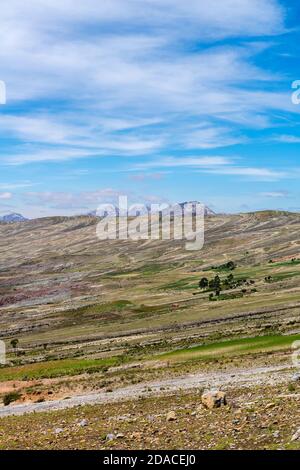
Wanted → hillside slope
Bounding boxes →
[0,211,299,343]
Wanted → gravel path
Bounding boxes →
[0,363,293,418]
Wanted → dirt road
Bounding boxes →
[0,363,294,418]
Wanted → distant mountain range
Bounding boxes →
[176,202,216,217]
[0,213,28,223]
[88,202,216,217]
[0,204,216,224]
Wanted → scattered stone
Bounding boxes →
[54,428,64,435]
[201,390,227,409]
[292,373,300,382]
[273,431,280,438]
[291,428,300,442]
[106,433,116,441]
[78,419,88,427]
[166,411,177,422]
[265,402,276,409]
[116,433,125,439]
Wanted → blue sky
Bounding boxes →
[1,0,300,217]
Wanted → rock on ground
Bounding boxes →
[201,390,227,409]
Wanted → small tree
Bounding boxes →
[226,261,236,271]
[10,339,19,356]
[224,273,234,288]
[209,275,222,296]
[199,277,209,289]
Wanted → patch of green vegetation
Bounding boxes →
[0,357,120,381]
[63,300,133,318]
[266,271,300,282]
[272,259,300,267]
[211,261,237,272]
[103,262,181,278]
[159,333,300,363]
[288,383,296,393]
[212,438,233,450]
[2,391,22,406]
[138,264,165,275]
[102,269,135,278]
[136,263,181,276]
[209,292,244,301]
[161,277,199,290]
[132,304,171,318]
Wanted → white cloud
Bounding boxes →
[272,135,300,144]
[260,190,289,198]
[0,192,12,200]
[0,181,33,189]
[0,115,82,144]
[183,125,244,149]
[5,134,164,165]
[129,172,166,182]
[0,0,290,168]
[24,188,127,210]
[133,156,290,182]
[202,166,288,181]
[135,156,233,170]
[6,148,101,165]
[0,1,286,110]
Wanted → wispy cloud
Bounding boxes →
[183,125,245,150]
[272,135,300,144]
[0,0,289,167]
[129,172,166,182]
[202,166,288,181]
[134,156,290,182]
[0,181,33,190]
[24,188,127,211]
[259,190,290,198]
[135,156,233,170]
[0,192,12,200]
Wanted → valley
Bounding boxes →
[0,210,300,449]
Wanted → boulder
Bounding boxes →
[54,428,64,435]
[201,390,227,409]
[78,419,88,427]
[292,373,300,382]
[291,428,300,442]
[166,411,177,421]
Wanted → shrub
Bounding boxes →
[199,277,209,289]
[288,383,296,393]
[3,391,21,406]
[213,261,237,271]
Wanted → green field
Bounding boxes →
[159,333,300,362]
[0,357,119,381]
